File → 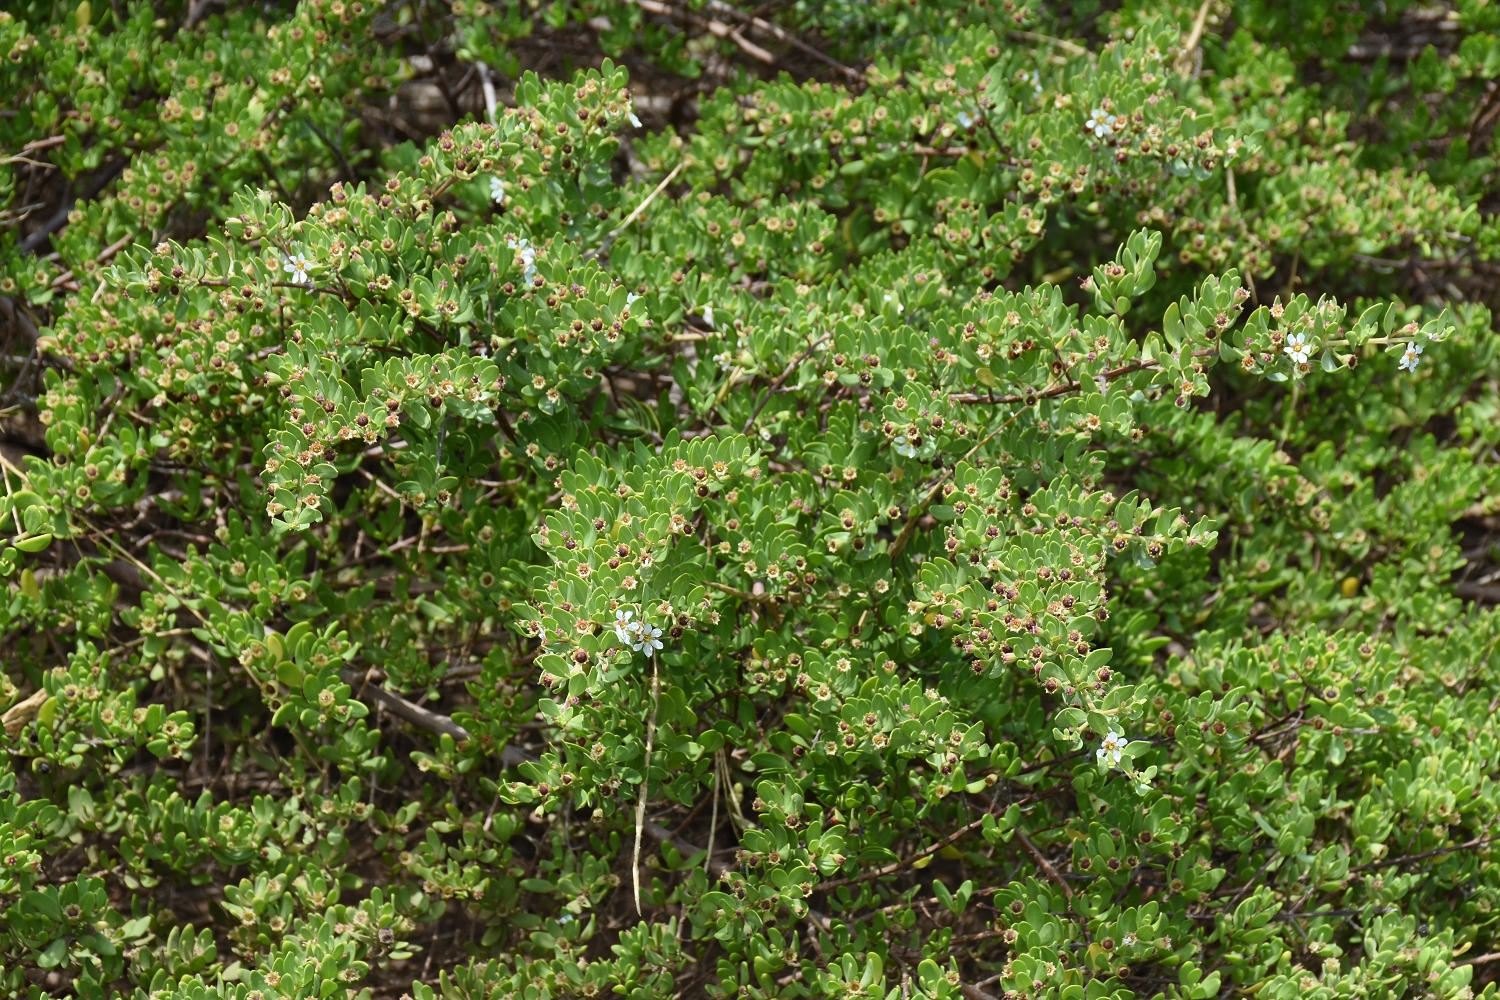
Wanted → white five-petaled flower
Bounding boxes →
[956,111,974,128]
[1284,332,1310,365]
[633,623,664,656]
[614,609,636,645]
[1097,730,1125,766]
[507,235,537,285]
[1086,107,1113,138]
[1122,933,1137,948]
[283,252,313,284]
[489,176,506,205]
[1399,341,1423,372]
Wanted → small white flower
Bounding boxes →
[627,100,642,128]
[956,111,974,128]
[1399,342,1423,372]
[714,350,733,370]
[1284,332,1309,366]
[1031,71,1042,95]
[633,624,664,656]
[489,176,506,205]
[283,252,313,284]
[507,235,537,284]
[614,609,635,645]
[701,304,715,329]
[1096,730,1125,766]
[627,292,640,305]
[1086,107,1113,139]
[1122,933,1137,948]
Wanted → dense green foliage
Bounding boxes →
[8,1,1500,999]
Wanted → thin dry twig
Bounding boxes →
[704,750,721,874]
[49,232,135,289]
[339,668,533,767]
[1462,951,1500,967]
[742,333,831,433]
[887,410,1020,561]
[1175,0,1213,77]
[183,0,221,29]
[631,0,775,64]
[1009,30,1090,59]
[818,813,990,891]
[634,660,663,914]
[1347,831,1498,873]
[0,156,55,170]
[585,161,685,262]
[701,0,863,80]
[1014,826,1073,900]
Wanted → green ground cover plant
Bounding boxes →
[7,0,1500,998]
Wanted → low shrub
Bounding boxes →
[4,2,1500,1000]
